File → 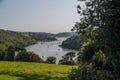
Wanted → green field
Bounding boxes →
[0,61,77,80]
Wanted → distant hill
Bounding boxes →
[0,29,59,49]
[61,34,82,50]
[0,29,76,50]
[28,32,76,41]
[29,32,57,41]
[55,32,76,37]
[0,29,36,48]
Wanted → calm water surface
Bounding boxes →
[26,37,76,63]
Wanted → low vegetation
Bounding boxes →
[0,61,77,80]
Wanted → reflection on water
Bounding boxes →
[26,37,77,63]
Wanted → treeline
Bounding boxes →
[0,45,77,65]
[0,46,43,62]
[61,34,82,50]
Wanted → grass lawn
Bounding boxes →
[0,61,77,80]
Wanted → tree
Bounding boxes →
[15,46,26,52]
[59,52,76,65]
[30,53,43,62]
[69,0,120,79]
[76,0,120,67]
[0,44,6,60]
[15,51,29,62]
[0,44,6,51]
[92,50,106,69]
[4,46,15,61]
[0,51,5,60]
[15,51,43,62]
[65,52,75,61]
[46,56,56,64]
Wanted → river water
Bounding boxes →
[25,37,77,63]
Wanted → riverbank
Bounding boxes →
[25,37,77,63]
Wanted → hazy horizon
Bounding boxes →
[0,0,80,33]
[0,28,75,34]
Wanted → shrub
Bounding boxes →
[46,56,56,64]
[15,51,43,62]
[59,52,76,65]
[4,46,15,61]
[30,53,43,62]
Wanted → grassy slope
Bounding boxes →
[0,29,36,47]
[0,61,77,80]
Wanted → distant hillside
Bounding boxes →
[29,32,57,41]
[55,32,76,37]
[0,29,76,50]
[0,29,36,48]
[28,32,76,41]
[61,34,82,50]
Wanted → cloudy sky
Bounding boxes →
[0,0,80,33]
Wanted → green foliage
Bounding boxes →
[15,51,43,62]
[46,56,56,64]
[92,50,106,69]
[78,43,96,63]
[65,52,75,61]
[0,44,6,51]
[69,64,116,80]
[77,30,99,63]
[0,51,5,60]
[4,46,15,61]
[55,32,76,37]
[0,45,43,63]
[30,52,43,62]
[59,52,76,65]
[69,0,120,79]
[0,46,16,61]
[0,29,36,47]
[29,32,57,41]
[61,35,82,50]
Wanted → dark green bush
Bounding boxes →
[46,56,56,64]
[59,52,76,65]
[15,51,43,62]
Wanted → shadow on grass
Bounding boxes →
[0,71,68,80]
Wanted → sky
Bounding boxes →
[0,0,80,33]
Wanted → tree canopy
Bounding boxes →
[69,0,120,80]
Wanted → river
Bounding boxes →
[25,37,77,63]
